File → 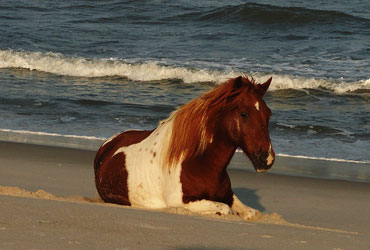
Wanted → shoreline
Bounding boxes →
[1,140,369,249]
[231,151,370,183]
[1,130,369,183]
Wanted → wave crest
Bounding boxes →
[1,49,369,93]
[0,49,236,83]
[263,74,370,94]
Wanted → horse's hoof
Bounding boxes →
[215,203,233,215]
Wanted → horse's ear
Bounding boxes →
[232,76,244,90]
[257,77,272,96]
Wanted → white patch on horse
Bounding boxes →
[255,101,260,111]
[118,118,184,209]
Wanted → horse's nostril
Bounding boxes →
[257,152,268,163]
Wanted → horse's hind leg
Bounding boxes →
[183,199,233,215]
[95,152,131,206]
[231,194,258,220]
[100,192,131,206]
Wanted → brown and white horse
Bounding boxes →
[94,76,275,219]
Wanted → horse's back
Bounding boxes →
[94,129,153,205]
[94,130,153,172]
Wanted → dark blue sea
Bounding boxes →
[0,0,369,164]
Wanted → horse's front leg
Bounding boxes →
[183,199,233,216]
[231,194,259,220]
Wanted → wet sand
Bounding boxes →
[0,141,369,249]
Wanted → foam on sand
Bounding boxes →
[0,185,358,235]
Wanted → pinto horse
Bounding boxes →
[94,76,275,219]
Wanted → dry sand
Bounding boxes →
[0,141,369,249]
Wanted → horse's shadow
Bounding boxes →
[233,187,265,212]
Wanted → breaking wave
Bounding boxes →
[0,49,234,83]
[1,49,369,93]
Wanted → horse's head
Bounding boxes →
[166,75,275,171]
[223,76,275,173]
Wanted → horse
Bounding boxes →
[94,76,275,219]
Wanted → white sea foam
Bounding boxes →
[261,73,370,94]
[0,49,236,83]
[235,149,370,164]
[1,49,369,93]
[0,128,106,150]
[275,153,370,164]
[0,128,105,140]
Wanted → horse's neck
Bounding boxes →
[193,133,237,172]
[152,116,236,171]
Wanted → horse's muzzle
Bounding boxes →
[251,151,275,173]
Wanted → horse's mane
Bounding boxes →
[165,76,257,167]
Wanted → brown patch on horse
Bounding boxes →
[181,158,234,206]
[166,76,262,167]
[180,128,236,206]
[96,152,131,205]
[94,130,153,205]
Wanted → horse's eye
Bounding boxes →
[240,112,248,119]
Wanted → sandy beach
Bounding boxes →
[0,141,369,250]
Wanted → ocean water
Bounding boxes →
[0,0,369,165]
